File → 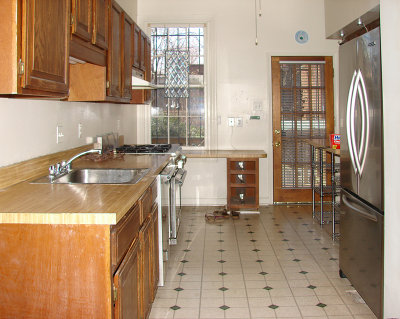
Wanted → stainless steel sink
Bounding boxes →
[31,168,150,184]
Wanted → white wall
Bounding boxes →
[381,0,400,316]
[0,98,138,168]
[117,0,138,21]
[138,0,339,205]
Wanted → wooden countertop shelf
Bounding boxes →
[185,150,267,159]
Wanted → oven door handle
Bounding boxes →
[175,169,187,186]
[165,169,175,181]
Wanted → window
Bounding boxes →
[150,26,205,147]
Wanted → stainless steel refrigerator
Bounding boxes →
[339,27,383,318]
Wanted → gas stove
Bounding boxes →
[116,144,180,154]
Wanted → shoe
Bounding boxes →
[231,211,240,219]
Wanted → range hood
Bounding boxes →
[132,76,156,90]
[132,68,156,90]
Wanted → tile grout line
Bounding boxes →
[282,209,356,317]
[231,217,260,319]
[259,209,310,318]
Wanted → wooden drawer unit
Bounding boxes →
[139,186,153,224]
[227,158,259,210]
[111,202,141,272]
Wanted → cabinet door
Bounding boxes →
[93,0,108,50]
[22,0,69,94]
[139,32,146,71]
[144,37,152,102]
[113,239,141,319]
[71,0,92,42]
[140,218,152,319]
[132,23,140,69]
[151,204,159,300]
[122,12,133,99]
[107,1,122,97]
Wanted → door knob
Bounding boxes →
[274,129,280,134]
[274,142,281,147]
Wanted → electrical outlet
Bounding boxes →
[228,117,235,127]
[78,123,83,138]
[56,125,64,144]
[236,117,243,127]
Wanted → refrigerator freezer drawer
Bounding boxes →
[339,189,383,318]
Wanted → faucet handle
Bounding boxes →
[55,163,61,174]
[49,165,55,176]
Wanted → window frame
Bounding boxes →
[150,24,208,149]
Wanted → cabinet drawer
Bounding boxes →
[140,187,153,224]
[111,203,140,272]
[229,160,256,171]
[229,173,256,185]
[150,179,158,204]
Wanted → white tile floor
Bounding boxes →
[150,205,377,319]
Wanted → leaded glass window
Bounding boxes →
[151,26,205,146]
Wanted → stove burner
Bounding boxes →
[116,144,172,154]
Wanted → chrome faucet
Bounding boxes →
[49,149,102,179]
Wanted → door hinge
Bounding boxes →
[113,285,118,303]
[106,80,110,89]
[18,59,24,75]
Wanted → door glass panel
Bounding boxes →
[280,62,327,189]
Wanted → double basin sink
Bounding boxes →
[32,168,150,185]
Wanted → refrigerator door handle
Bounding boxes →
[342,191,378,222]
[358,71,370,176]
[346,70,358,174]
[350,71,362,175]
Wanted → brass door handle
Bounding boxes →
[274,129,280,134]
[274,142,281,147]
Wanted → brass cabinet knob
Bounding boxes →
[274,141,281,147]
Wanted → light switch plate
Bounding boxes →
[228,117,235,127]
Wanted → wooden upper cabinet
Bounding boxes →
[132,23,141,69]
[0,0,69,96]
[71,0,92,43]
[122,12,133,99]
[107,1,122,98]
[139,31,146,71]
[92,0,109,50]
[70,0,109,65]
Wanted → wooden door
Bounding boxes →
[71,0,92,43]
[113,238,141,319]
[272,56,334,203]
[140,218,152,319]
[122,12,133,99]
[21,0,69,94]
[133,24,141,69]
[107,1,122,98]
[151,204,159,300]
[93,0,108,50]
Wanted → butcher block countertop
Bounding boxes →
[185,149,267,158]
[0,154,170,225]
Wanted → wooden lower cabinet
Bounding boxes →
[140,216,153,319]
[151,204,159,301]
[113,238,141,319]
[227,158,259,210]
[0,184,159,319]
